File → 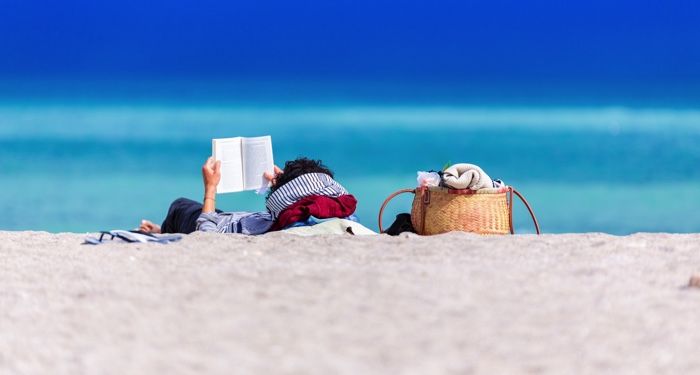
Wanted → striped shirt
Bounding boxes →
[196,172,349,233]
[196,211,273,234]
[265,173,349,219]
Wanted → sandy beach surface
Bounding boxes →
[1,231,699,374]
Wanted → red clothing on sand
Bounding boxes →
[270,195,357,231]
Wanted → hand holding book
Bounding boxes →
[200,156,281,213]
[202,157,221,213]
[202,157,222,190]
[212,136,275,193]
[263,165,284,187]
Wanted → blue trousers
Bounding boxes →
[160,197,222,234]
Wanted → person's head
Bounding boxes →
[269,157,334,194]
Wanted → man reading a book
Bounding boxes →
[139,157,358,234]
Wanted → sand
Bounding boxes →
[1,231,699,374]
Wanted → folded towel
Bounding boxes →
[282,219,376,236]
[442,163,494,190]
[84,230,183,245]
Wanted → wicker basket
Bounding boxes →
[378,186,540,235]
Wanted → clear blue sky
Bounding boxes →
[1,0,698,87]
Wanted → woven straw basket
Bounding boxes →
[378,186,540,235]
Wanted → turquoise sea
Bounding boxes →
[3,0,699,233]
[1,89,699,234]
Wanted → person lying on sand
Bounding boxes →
[139,157,358,235]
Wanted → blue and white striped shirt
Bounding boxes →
[196,173,349,233]
[265,173,348,219]
[196,211,273,234]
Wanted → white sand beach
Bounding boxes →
[1,231,699,374]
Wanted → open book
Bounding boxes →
[212,136,274,193]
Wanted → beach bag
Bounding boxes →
[378,186,540,235]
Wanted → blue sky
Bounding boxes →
[1,0,699,88]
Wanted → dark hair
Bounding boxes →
[269,157,334,194]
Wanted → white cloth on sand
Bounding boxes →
[282,219,377,236]
[442,163,494,190]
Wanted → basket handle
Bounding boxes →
[508,187,541,234]
[378,188,416,233]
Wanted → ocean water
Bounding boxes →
[1,99,699,234]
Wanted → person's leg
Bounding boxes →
[139,219,162,233]
[160,198,208,234]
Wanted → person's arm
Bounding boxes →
[202,157,221,213]
[263,165,284,187]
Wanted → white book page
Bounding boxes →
[212,137,244,193]
[242,136,274,191]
